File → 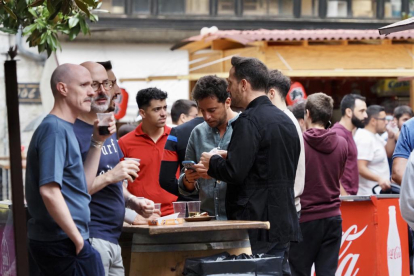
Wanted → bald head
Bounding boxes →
[80,61,110,112]
[50,64,91,97]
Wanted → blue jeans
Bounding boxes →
[28,238,105,276]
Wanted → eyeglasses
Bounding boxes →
[108,80,117,87]
[91,80,113,91]
[375,117,386,121]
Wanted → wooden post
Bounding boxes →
[4,59,28,275]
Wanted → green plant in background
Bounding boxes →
[0,0,101,57]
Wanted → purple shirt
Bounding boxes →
[331,123,359,195]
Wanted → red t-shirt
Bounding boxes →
[118,123,177,215]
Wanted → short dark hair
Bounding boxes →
[268,70,291,98]
[97,61,112,71]
[192,75,229,103]
[288,101,306,120]
[231,56,269,92]
[136,87,168,110]
[340,94,366,116]
[366,105,385,125]
[171,99,197,124]
[306,93,334,127]
[394,105,413,120]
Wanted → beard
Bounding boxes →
[351,114,366,128]
[91,94,110,113]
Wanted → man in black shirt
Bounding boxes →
[201,56,301,276]
[159,115,204,199]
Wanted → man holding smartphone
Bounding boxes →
[178,75,238,220]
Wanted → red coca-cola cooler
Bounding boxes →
[334,195,409,276]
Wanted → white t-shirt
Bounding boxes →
[284,109,305,212]
[354,128,390,195]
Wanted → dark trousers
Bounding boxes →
[28,238,105,276]
[251,240,291,276]
[289,216,342,276]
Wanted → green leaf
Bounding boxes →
[29,0,45,7]
[89,13,98,22]
[79,16,87,35]
[74,0,90,16]
[0,27,17,34]
[22,23,37,35]
[68,16,79,28]
[82,0,95,7]
[40,32,47,44]
[3,5,18,20]
[48,0,62,20]
[28,8,38,18]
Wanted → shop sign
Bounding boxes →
[376,79,410,97]
[18,83,41,104]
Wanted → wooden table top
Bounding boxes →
[123,220,270,235]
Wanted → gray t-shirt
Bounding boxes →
[26,114,91,241]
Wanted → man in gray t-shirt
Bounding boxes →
[26,64,114,276]
[179,75,238,220]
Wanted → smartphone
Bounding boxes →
[182,161,196,171]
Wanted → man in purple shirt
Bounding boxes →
[331,94,368,195]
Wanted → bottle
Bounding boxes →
[387,206,402,276]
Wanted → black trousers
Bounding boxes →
[289,216,342,276]
[28,238,105,276]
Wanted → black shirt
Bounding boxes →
[159,117,204,201]
[208,96,301,243]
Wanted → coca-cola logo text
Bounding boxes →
[336,224,368,276]
[388,246,402,260]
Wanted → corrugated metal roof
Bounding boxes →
[174,29,414,49]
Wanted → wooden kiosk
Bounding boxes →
[120,220,270,276]
[122,29,414,109]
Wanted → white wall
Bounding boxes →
[56,41,189,122]
[0,35,189,155]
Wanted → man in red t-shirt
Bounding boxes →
[118,88,177,215]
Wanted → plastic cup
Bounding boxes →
[124,158,140,181]
[173,202,187,218]
[154,203,161,211]
[187,201,201,217]
[96,113,113,135]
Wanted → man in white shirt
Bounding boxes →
[267,70,305,215]
[266,70,305,276]
[354,105,395,195]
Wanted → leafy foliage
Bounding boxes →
[0,0,101,57]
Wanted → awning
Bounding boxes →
[379,17,414,35]
[120,69,414,82]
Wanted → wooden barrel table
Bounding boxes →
[120,220,270,276]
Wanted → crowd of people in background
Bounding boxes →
[24,55,414,276]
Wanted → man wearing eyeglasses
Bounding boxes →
[354,105,395,195]
[97,61,121,113]
[74,62,155,276]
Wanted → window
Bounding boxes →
[384,0,401,18]
[352,0,376,18]
[327,0,347,17]
[100,0,125,14]
[218,0,235,15]
[159,0,209,15]
[302,0,319,17]
[243,0,293,16]
[132,0,150,14]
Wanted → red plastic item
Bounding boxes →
[286,82,307,106]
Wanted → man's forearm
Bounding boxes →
[385,138,396,158]
[84,145,103,193]
[358,165,381,182]
[89,173,113,195]
[392,157,408,185]
[40,184,84,247]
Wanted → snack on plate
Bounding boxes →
[190,212,209,218]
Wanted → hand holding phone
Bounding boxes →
[182,161,196,171]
